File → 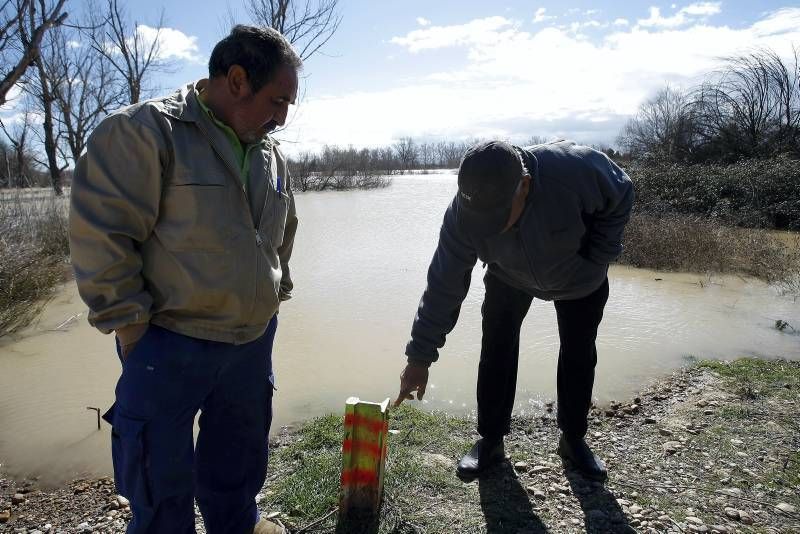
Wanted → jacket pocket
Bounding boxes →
[268,190,290,248]
[156,174,231,252]
[107,406,152,506]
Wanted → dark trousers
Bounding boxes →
[103,317,278,534]
[477,273,609,441]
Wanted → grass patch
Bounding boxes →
[699,358,800,400]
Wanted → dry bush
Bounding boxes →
[0,189,69,336]
[621,212,800,292]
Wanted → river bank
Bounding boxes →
[1,357,798,533]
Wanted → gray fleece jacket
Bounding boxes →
[405,140,634,364]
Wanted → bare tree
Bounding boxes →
[245,0,341,61]
[393,137,417,172]
[0,106,35,187]
[618,85,696,160]
[763,45,800,152]
[48,26,123,164]
[87,0,168,104]
[20,0,69,194]
[0,0,66,107]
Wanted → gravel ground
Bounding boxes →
[1,358,799,533]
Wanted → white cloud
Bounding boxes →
[389,16,517,53]
[67,40,82,49]
[416,17,430,26]
[637,2,722,28]
[281,8,800,153]
[614,18,629,26]
[533,8,554,24]
[134,25,203,63]
[681,2,722,16]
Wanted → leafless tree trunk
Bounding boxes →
[21,0,67,194]
[245,0,341,61]
[0,107,34,187]
[87,0,167,104]
[0,0,66,107]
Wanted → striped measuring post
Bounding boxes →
[336,397,390,533]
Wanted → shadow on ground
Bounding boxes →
[477,462,548,533]
[564,469,636,534]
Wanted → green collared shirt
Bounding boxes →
[196,92,263,194]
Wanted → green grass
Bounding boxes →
[699,358,800,400]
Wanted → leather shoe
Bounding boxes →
[456,437,505,478]
[557,434,607,481]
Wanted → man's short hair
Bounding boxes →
[208,25,303,92]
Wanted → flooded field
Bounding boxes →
[1,175,798,482]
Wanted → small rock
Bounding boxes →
[617,498,631,506]
[663,441,682,454]
[703,409,714,415]
[659,428,674,437]
[738,511,753,525]
[688,525,709,533]
[11,494,25,505]
[0,510,9,523]
[77,522,90,530]
[629,505,643,514]
[644,417,657,424]
[531,465,549,473]
[730,439,743,446]
[775,502,796,514]
[719,487,742,497]
[686,516,704,525]
[709,525,729,533]
[117,495,130,508]
[724,508,739,520]
[514,461,529,471]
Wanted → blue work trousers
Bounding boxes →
[102,316,277,534]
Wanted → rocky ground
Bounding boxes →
[1,358,799,533]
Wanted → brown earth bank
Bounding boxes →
[1,358,799,533]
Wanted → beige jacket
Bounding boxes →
[69,82,298,345]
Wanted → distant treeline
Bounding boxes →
[286,136,554,191]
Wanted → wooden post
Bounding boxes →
[86,407,101,430]
[336,397,389,534]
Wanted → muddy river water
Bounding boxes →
[1,174,798,483]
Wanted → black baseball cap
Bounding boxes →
[456,140,525,238]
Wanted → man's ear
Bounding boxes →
[226,65,252,98]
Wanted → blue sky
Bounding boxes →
[10,1,800,156]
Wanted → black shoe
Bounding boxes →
[456,437,505,478]
[557,434,608,481]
